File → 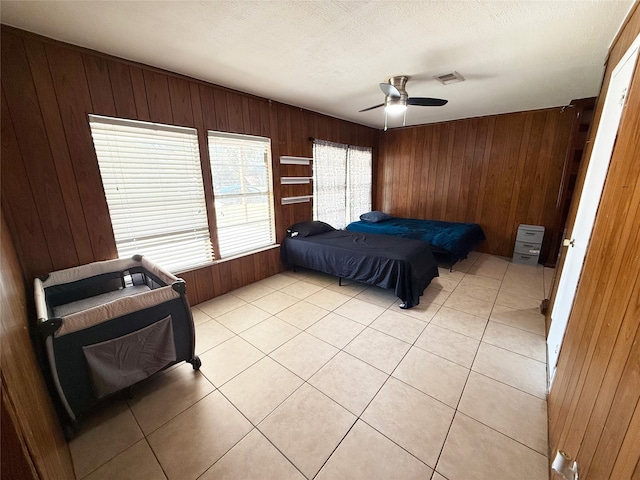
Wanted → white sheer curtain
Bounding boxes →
[347,145,373,223]
[313,140,372,229]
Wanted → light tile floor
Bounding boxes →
[69,253,553,480]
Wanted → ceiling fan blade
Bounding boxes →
[359,103,385,112]
[379,83,401,98]
[407,97,448,107]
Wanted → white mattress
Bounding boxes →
[53,285,151,318]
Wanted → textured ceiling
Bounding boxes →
[1,1,634,129]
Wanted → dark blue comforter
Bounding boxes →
[346,217,485,262]
[281,230,439,308]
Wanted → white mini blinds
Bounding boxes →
[207,131,275,258]
[89,115,214,272]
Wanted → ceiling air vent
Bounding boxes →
[434,71,465,85]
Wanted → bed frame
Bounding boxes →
[281,224,439,309]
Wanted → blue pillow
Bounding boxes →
[287,221,336,237]
[360,211,393,223]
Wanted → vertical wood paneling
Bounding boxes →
[107,61,137,119]
[2,26,376,295]
[446,121,466,221]
[1,32,80,271]
[1,210,75,479]
[609,400,640,479]
[506,113,531,231]
[434,125,449,219]
[213,89,229,131]
[376,109,572,262]
[464,118,488,219]
[23,37,95,265]
[193,265,214,305]
[168,76,195,127]
[1,390,38,480]
[240,255,256,285]
[259,100,271,138]
[210,264,223,297]
[143,70,173,124]
[46,42,117,263]
[225,91,244,133]
[83,54,117,116]
[513,112,544,225]
[547,5,640,480]
[216,261,233,295]
[129,66,150,121]
[289,108,302,156]
[1,91,54,278]
[458,119,477,220]
[241,96,252,134]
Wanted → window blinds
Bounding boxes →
[89,115,214,272]
[207,131,275,258]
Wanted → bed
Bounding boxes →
[34,255,199,433]
[281,221,439,308]
[346,212,485,269]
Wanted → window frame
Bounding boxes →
[207,130,276,259]
[89,114,215,273]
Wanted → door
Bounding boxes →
[547,34,640,387]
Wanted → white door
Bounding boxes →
[547,33,640,388]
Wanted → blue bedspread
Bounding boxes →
[346,217,485,262]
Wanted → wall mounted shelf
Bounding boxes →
[280,156,311,165]
[281,177,312,185]
[281,195,313,205]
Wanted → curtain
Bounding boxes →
[313,140,372,229]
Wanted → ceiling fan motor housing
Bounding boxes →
[384,76,409,111]
[388,75,409,95]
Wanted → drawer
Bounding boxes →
[514,240,541,255]
[516,225,545,243]
[512,252,540,266]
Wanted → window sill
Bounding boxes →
[174,244,280,275]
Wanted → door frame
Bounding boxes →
[546,32,640,388]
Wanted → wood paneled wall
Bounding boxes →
[548,3,640,480]
[375,109,575,264]
[0,26,378,305]
[0,209,75,479]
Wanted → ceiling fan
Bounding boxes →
[360,75,448,130]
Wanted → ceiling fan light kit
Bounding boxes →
[361,75,449,130]
[384,97,408,114]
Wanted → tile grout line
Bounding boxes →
[197,259,478,478]
[448,262,549,458]
[72,256,551,479]
[429,259,506,474]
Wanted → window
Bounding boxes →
[89,115,214,272]
[208,131,275,258]
[313,140,372,229]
